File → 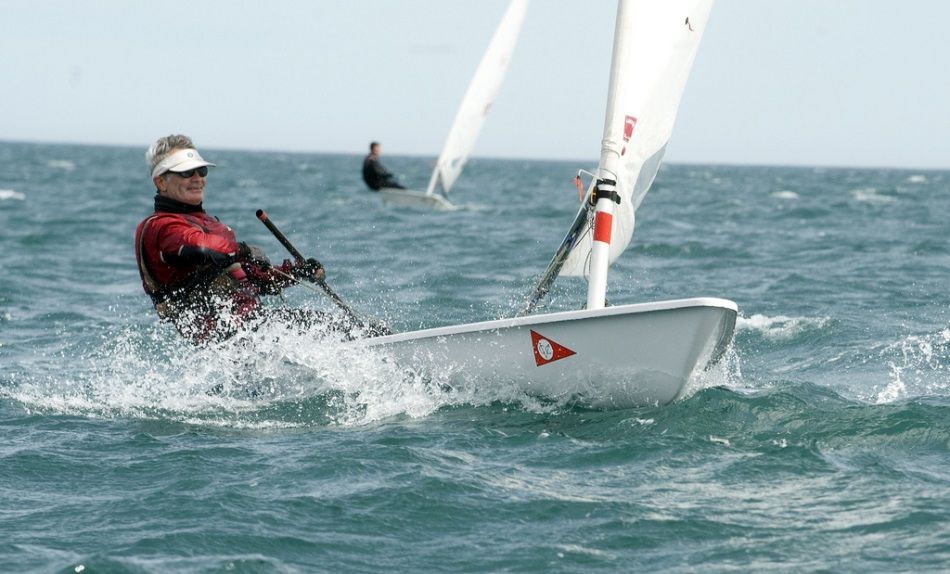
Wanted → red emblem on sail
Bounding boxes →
[530,330,576,366]
[621,115,637,156]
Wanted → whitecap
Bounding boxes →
[0,189,25,201]
[553,544,616,560]
[905,174,927,184]
[851,187,895,204]
[771,190,799,200]
[738,313,829,341]
[874,374,906,405]
[47,159,76,171]
[874,328,949,404]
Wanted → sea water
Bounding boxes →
[1,141,947,572]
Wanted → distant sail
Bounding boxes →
[425,0,528,198]
[558,0,713,276]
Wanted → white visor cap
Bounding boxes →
[151,148,216,178]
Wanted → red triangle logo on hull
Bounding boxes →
[530,330,576,366]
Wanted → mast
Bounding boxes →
[424,164,442,198]
[586,0,630,310]
[522,0,713,315]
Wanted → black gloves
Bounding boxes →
[235,244,324,282]
[238,242,271,266]
[292,257,325,282]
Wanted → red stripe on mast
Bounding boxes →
[593,211,613,244]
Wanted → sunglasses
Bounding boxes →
[168,166,209,178]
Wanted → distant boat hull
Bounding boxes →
[378,187,458,211]
[357,297,738,408]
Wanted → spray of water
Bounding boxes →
[3,307,567,427]
[875,327,950,404]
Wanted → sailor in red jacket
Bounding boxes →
[135,134,324,343]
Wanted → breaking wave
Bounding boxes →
[0,189,25,201]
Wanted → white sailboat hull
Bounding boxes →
[358,297,737,408]
[378,187,458,211]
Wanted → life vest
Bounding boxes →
[134,211,259,341]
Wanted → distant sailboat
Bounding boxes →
[361,0,736,408]
[379,0,528,210]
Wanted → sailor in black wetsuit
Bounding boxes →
[361,141,405,191]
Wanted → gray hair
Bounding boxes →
[146,134,196,176]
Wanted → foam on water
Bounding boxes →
[850,186,895,204]
[874,327,950,404]
[0,189,25,201]
[681,343,744,398]
[3,309,567,429]
[737,313,830,341]
[770,190,799,200]
[46,159,76,171]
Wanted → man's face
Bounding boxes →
[154,169,206,205]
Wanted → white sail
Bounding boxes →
[424,0,528,198]
[558,0,713,277]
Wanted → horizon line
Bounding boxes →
[1,137,947,173]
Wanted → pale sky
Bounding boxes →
[2,1,948,169]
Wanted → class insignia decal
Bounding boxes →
[530,330,576,366]
[621,115,637,156]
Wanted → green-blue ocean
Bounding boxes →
[1,141,948,573]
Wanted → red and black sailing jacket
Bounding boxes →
[134,195,292,342]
